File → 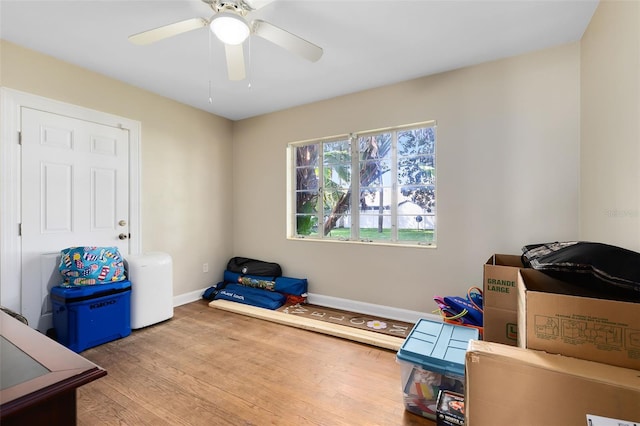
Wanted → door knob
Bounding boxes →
[118,233,128,240]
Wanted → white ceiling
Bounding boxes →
[0,0,598,121]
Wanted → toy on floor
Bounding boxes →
[433,286,483,337]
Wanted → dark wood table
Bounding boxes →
[0,310,107,425]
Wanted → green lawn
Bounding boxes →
[326,227,434,242]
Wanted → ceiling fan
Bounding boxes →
[128,0,323,81]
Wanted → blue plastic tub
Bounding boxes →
[51,280,131,352]
[396,318,479,420]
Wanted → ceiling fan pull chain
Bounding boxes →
[208,31,214,103]
[247,36,252,89]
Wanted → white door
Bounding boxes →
[21,107,131,332]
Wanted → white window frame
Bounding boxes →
[287,120,437,248]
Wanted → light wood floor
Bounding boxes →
[77,300,435,426]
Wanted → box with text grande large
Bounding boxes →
[483,254,525,345]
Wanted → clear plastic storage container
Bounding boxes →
[396,318,479,420]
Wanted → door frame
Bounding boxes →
[1,87,141,314]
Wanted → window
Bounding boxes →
[288,121,436,247]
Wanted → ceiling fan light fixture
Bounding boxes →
[210,12,250,45]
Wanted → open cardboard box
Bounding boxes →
[483,254,525,345]
[465,340,640,426]
[517,268,640,370]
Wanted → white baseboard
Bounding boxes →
[173,287,209,307]
[174,288,441,324]
[307,293,440,324]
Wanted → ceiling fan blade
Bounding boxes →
[252,19,323,62]
[225,43,246,81]
[129,17,208,45]
[244,0,277,10]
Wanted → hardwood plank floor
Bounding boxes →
[77,300,435,426]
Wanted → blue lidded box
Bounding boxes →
[51,280,131,353]
[396,318,479,420]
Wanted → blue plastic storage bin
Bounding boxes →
[396,318,479,420]
[51,280,131,352]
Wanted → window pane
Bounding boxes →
[323,189,350,214]
[296,144,318,167]
[295,144,319,236]
[324,221,351,239]
[399,185,436,214]
[359,187,391,241]
[323,189,351,238]
[360,160,391,189]
[296,167,319,191]
[324,165,351,190]
[323,139,350,165]
[359,134,391,201]
[359,134,392,243]
[397,189,435,244]
[359,134,392,161]
[359,213,392,241]
[295,190,318,236]
[296,190,318,213]
[359,187,390,210]
[397,216,435,244]
[397,126,436,230]
[397,155,435,186]
[398,127,435,156]
[321,139,351,237]
[296,214,319,236]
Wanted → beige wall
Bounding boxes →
[0,40,234,298]
[233,43,581,312]
[8,19,627,312]
[580,0,640,251]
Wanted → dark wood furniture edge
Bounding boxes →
[1,366,107,417]
[0,310,107,418]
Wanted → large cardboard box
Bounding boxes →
[483,254,524,345]
[465,340,640,426]
[517,268,640,370]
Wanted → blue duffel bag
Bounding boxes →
[223,270,308,296]
[213,283,286,310]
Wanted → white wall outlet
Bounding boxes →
[203,263,209,273]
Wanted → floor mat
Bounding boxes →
[208,299,412,351]
[277,303,414,339]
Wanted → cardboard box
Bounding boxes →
[483,254,524,345]
[482,306,517,342]
[465,340,640,426]
[517,268,640,370]
[396,319,479,420]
